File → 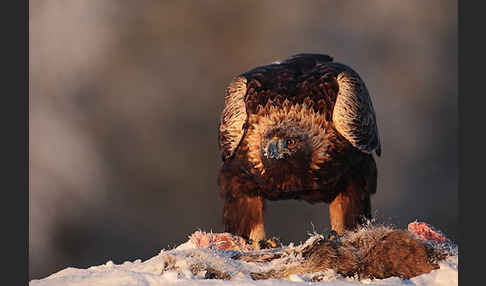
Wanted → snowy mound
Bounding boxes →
[30,222,458,286]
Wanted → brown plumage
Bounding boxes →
[218,54,381,241]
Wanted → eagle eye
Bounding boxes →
[286,138,296,147]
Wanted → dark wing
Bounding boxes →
[330,63,381,156]
[219,76,248,161]
[253,54,381,157]
[236,53,335,115]
[218,54,381,160]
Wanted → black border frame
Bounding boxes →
[459,1,482,285]
[5,0,28,284]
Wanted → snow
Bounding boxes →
[30,228,458,286]
[29,255,458,286]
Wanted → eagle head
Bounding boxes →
[260,124,313,173]
[242,101,330,192]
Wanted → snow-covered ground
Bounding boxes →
[30,253,457,286]
[30,224,458,286]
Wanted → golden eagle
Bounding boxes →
[218,54,381,243]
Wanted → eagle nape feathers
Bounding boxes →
[217,53,381,244]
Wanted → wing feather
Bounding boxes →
[219,76,248,161]
[332,66,381,156]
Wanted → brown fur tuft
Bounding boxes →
[164,224,454,281]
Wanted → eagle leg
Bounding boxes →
[329,181,371,235]
[222,194,266,243]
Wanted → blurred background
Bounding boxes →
[29,0,457,280]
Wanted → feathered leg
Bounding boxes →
[329,154,377,235]
[219,164,266,242]
[329,183,371,235]
[223,195,266,242]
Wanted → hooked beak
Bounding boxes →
[263,138,290,160]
